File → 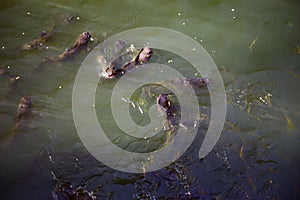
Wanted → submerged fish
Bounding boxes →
[43,32,92,62]
[15,95,32,122]
[10,95,34,134]
[53,182,96,200]
[166,77,209,89]
[7,75,21,91]
[114,39,126,53]
[62,13,77,24]
[0,66,21,93]
[101,40,153,79]
[22,30,56,50]
[156,77,209,133]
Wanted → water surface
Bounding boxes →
[0,0,300,199]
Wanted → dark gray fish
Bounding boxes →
[62,13,76,24]
[156,93,181,133]
[102,46,153,79]
[157,94,174,118]
[22,30,56,50]
[134,162,217,199]
[178,77,210,88]
[114,39,126,53]
[135,47,153,64]
[156,77,210,132]
[15,95,32,122]
[43,32,91,62]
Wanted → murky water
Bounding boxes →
[0,0,300,199]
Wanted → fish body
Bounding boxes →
[44,32,91,62]
[15,95,32,122]
[101,46,153,79]
[22,30,56,50]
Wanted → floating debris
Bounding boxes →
[137,103,144,114]
[295,45,300,55]
[239,145,244,159]
[283,113,296,130]
[167,59,173,63]
[128,44,136,52]
[121,97,129,103]
[249,35,260,52]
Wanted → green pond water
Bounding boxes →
[0,0,300,199]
